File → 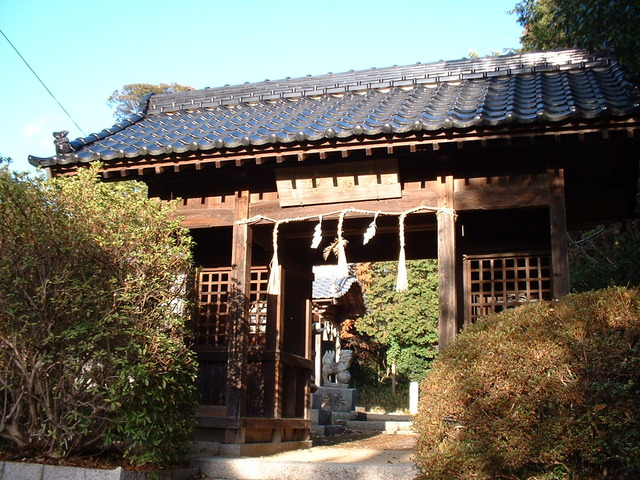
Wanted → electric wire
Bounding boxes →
[0,27,86,136]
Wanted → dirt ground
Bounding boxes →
[312,430,417,450]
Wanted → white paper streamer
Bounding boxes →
[234,206,457,296]
[311,216,323,249]
[363,212,379,245]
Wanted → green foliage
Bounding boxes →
[107,83,192,121]
[0,163,198,466]
[355,260,439,383]
[357,383,409,414]
[569,221,640,292]
[513,0,640,72]
[414,287,640,479]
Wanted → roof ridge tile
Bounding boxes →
[146,49,609,114]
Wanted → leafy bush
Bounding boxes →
[414,287,640,479]
[0,163,198,466]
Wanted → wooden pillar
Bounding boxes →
[437,175,458,349]
[314,323,322,387]
[303,298,312,422]
[225,190,252,442]
[548,169,570,298]
[265,267,284,419]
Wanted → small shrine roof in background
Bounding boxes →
[313,265,366,317]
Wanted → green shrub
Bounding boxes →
[0,163,198,466]
[413,287,640,479]
[357,383,409,413]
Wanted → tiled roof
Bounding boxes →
[312,265,359,300]
[29,49,639,167]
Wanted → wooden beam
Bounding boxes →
[454,185,549,210]
[548,169,570,298]
[437,175,458,349]
[225,190,252,441]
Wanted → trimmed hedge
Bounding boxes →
[414,287,640,479]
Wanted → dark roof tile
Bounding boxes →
[30,49,639,167]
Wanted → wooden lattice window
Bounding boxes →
[248,268,269,345]
[196,267,269,347]
[465,253,552,324]
[196,268,230,347]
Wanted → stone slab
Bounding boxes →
[0,462,197,480]
[218,440,312,457]
[43,464,119,480]
[312,387,357,412]
[3,462,44,480]
[310,408,332,425]
[345,420,414,434]
[331,410,366,422]
[193,454,418,480]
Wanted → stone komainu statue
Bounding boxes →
[321,349,353,386]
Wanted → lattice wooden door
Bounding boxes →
[195,266,270,407]
[464,252,552,325]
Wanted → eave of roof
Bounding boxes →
[29,48,639,169]
[313,272,359,300]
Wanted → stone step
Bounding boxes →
[360,413,412,422]
[192,449,418,480]
[344,420,414,434]
[312,409,412,423]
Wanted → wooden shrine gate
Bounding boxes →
[31,50,639,451]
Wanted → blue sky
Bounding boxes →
[1,0,524,173]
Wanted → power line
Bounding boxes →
[0,27,86,136]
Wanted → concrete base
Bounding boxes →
[331,410,367,422]
[310,408,332,425]
[193,454,418,480]
[312,386,357,412]
[0,462,198,480]
[218,440,312,457]
[191,440,221,456]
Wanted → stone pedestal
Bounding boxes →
[312,386,357,413]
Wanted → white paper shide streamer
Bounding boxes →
[237,205,455,295]
[395,213,408,292]
[311,215,323,249]
[363,212,379,245]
